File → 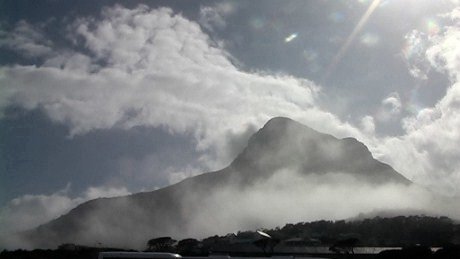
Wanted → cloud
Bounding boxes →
[360,115,375,134]
[185,170,456,239]
[165,165,203,185]
[425,15,460,81]
[373,8,460,196]
[375,92,402,122]
[3,4,460,197]
[0,5,362,170]
[0,20,53,58]
[382,92,402,114]
[0,185,129,238]
[199,2,235,31]
[403,30,430,80]
[83,186,131,200]
[0,185,77,236]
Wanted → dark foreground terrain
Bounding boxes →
[2,246,460,259]
[3,215,460,259]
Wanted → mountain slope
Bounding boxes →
[20,117,411,248]
[230,117,410,184]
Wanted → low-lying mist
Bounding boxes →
[183,169,460,238]
[3,168,459,250]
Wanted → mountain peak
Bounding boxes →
[263,116,298,128]
[260,116,318,135]
[232,117,410,185]
[246,116,330,149]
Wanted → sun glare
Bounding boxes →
[323,0,381,80]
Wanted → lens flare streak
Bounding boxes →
[285,33,298,42]
[324,0,381,80]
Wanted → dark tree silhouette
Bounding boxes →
[253,238,280,255]
[147,237,176,252]
[329,237,359,255]
[176,238,201,255]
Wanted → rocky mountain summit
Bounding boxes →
[230,117,410,184]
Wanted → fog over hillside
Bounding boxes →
[3,118,459,249]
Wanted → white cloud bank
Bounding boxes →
[0,185,130,236]
[185,171,458,241]
[4,170,459,250]
[0,5,362,169]
[373,7,460,196]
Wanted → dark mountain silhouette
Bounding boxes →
[20,117,411,248]
[230,117,409,184]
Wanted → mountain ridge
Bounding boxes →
[18,117,411,248]
[230,117,409,184]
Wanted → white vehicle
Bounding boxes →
[98,252,182,259]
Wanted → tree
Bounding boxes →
[253,238,280,255]
[329,237,359,255]
[147,237,176,252]
[177,238,201,255]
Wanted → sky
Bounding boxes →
[1,0,460,236]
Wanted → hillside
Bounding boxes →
[19,117,411,248]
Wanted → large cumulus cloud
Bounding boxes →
[373,7,460,196]
[0,5,361,169]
